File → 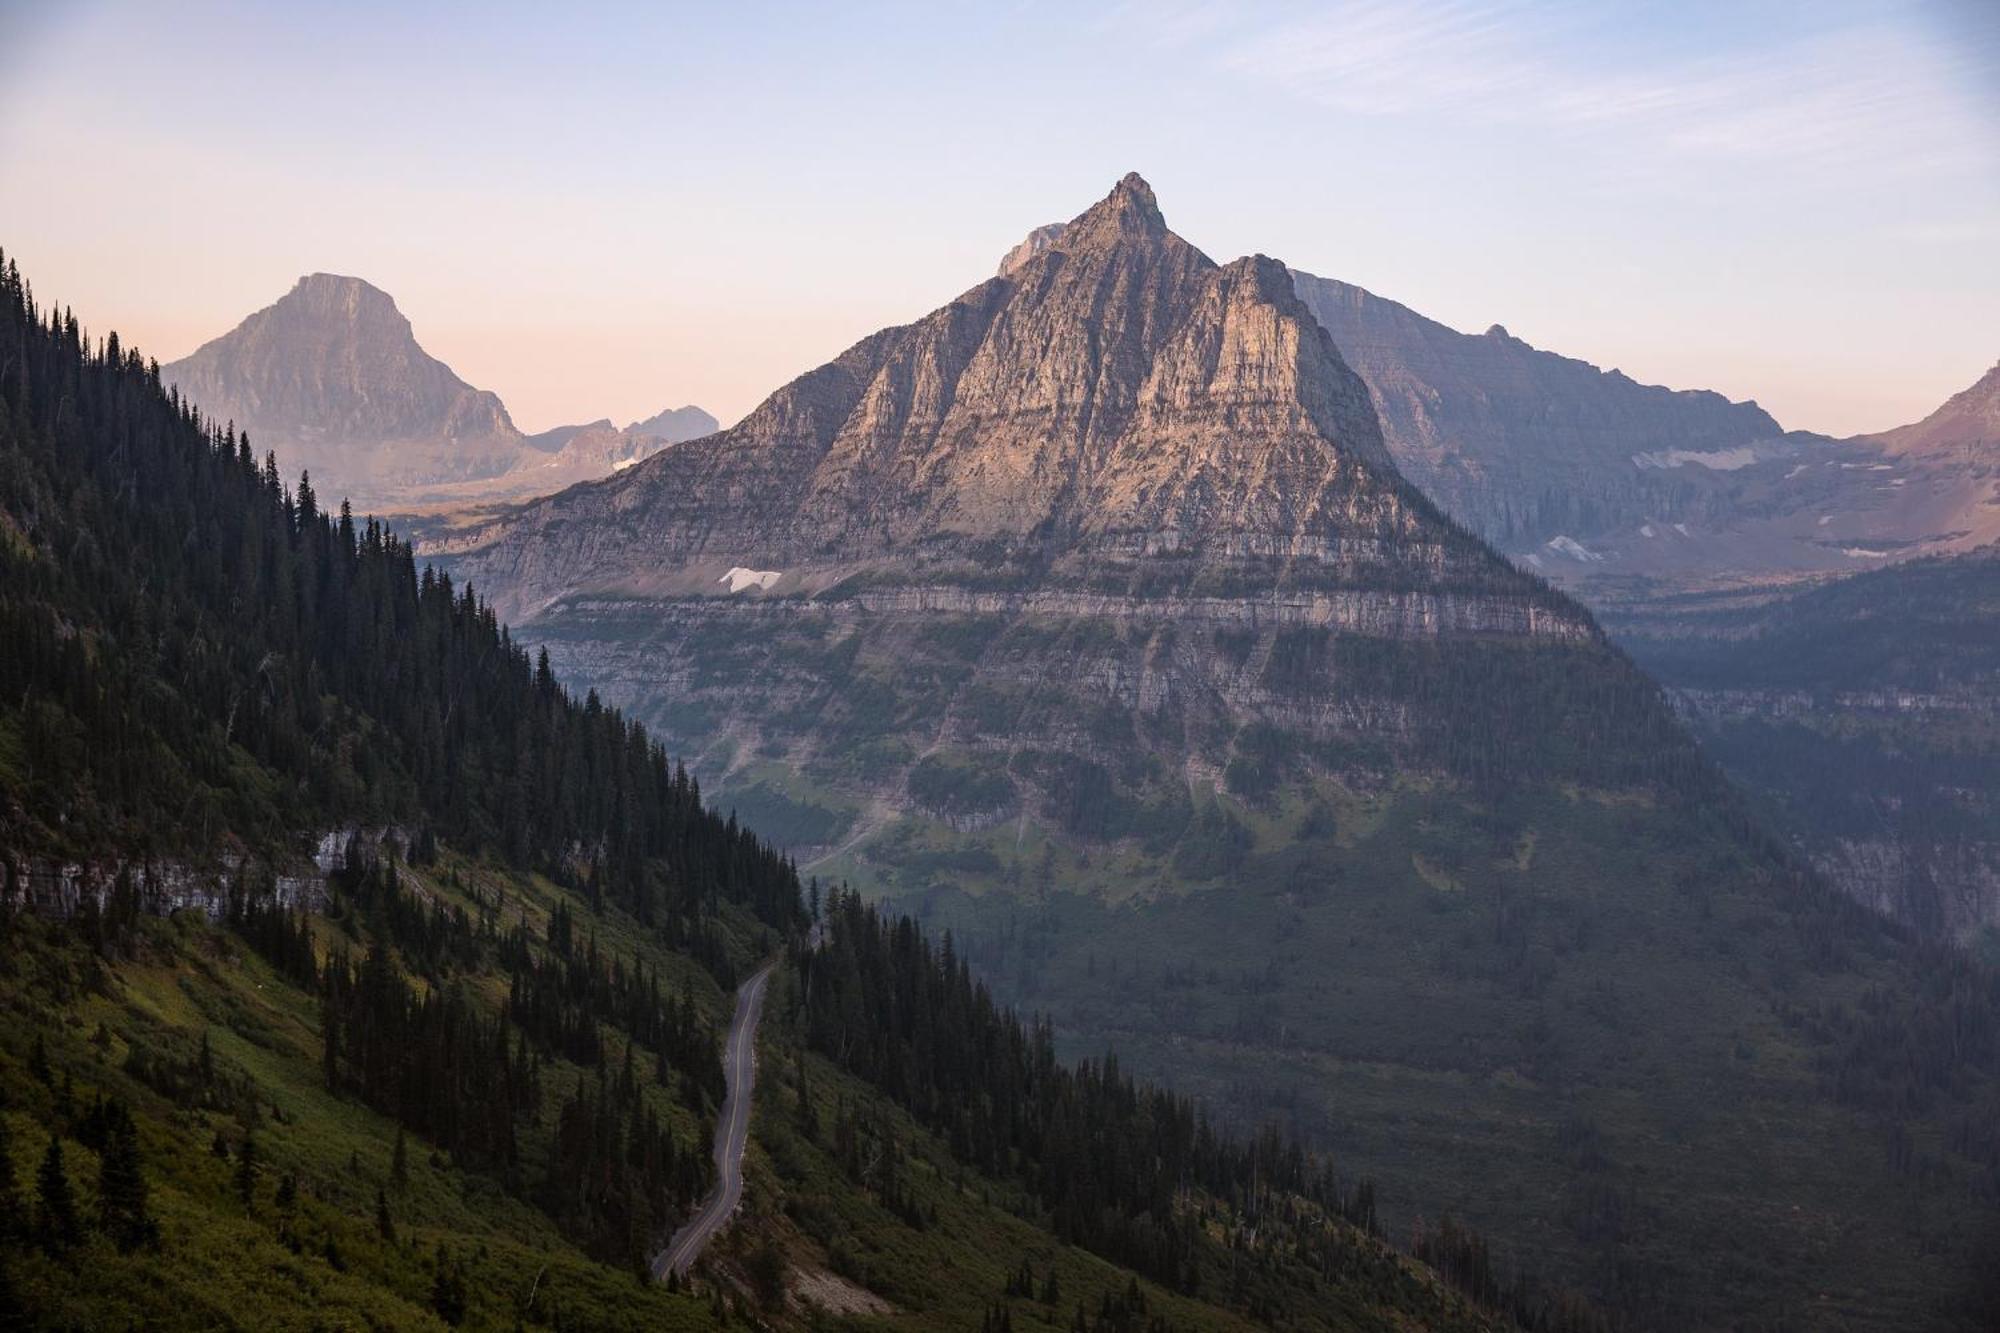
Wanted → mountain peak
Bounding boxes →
[273,272,411,338]
[1060,172,1167,248]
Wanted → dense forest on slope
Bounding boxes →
[0,252,797,932]
[786,887,1613,1332]
[0,252,1597,1329]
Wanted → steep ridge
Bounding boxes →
[1284,272,2000,591]
[439,180,2000,1328]
[1289,270,1782,550]
[1870,358,2000,458]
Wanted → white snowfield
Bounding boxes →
[1630,445,1761,471]
[719,567,783,593]
[1544,535,1604,563]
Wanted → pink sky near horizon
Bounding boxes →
[1,1,1994,439]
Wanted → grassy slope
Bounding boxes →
[1,848,1514,1332]
[0,852,744,1332]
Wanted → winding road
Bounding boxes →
[652,963,773,1280]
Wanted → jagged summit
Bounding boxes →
[994,174,1171,276]
[451,176,1571,641]
[1057,171,1168,248]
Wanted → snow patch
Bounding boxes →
[1784,464,1809,480]
[1817,515,1832,526]
[1640,524,1657,538]
[1841,547,1889,559]
[611,457,640,471]
[1672,523,1691,537]
[1631,446,1760,471]
[719,567,783,593]
[1544,535,1603,563]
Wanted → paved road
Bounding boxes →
[652,963,773,1280]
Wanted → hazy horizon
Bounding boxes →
[2,0,1995,438]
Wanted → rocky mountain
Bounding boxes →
[9,252,1554,1333]
[1286,273,2000,594]
[451,173,1561,626]
[164,274,715,512]
[997,221,1068,276]
[439,177,2000,1327]
[1288,271,1783,548]
[627,402,720,442]
[163,274,533,506]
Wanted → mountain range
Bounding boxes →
[436,176,2000,1327]
[162,273,716,512]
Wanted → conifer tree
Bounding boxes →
[0,1102,16,1241]
[96,1105,155,1252]
[234,1134,259,1210]
[33,1139,80,1254]
[391,1126,409,1191]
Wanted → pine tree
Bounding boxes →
[33,1138,80,1254]
[375,1186,396,1244]
[96,1105,155,1252]
[391,1126,409,1191]
[430,1243,468,1324]
[0,1102,16,1242]
[234,1134,259,1210]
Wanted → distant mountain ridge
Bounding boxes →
[163,274,713,511]
[989,222,1997,593]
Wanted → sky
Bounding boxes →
[0,0,1994,437]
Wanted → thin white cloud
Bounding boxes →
[1110,1,1997,183]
